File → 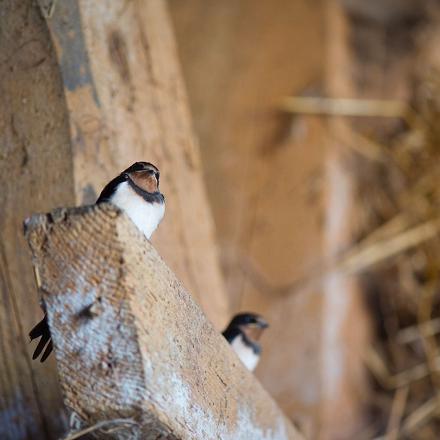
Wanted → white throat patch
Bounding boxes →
[110,181,165,239]
[230,334,260,372]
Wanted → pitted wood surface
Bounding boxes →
[25,204,302,439]
[1,1,229,438]
[0,2,72,438]
[44,0,230,330]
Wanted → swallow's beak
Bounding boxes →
[247,317,269,330]
[255,317,269,329]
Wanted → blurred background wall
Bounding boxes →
[169,1,368,437]
[170,0,440,438]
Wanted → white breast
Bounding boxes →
[110,181,165,239]
[230,335,260,372]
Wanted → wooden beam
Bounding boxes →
[0,2,73,438]
[0,1,228,436]
[43,0,230,330]
[25,204,302,440]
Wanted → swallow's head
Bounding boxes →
[123,161,161,194]
[96,161,165,240]
[223,312,269,371]
[226,313,269,343]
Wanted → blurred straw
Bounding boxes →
[417,282,440,406]
[276,60,440,439]
[281,97,409,119]
[397,318,440,344]
[364,347,440,389]
[61,418,139,440]
[340,218,440,276]
[344,131,390,163]
[375,397,439,439]
[400,397,438,436]
[354,214,410,248]
[384,386,409,440]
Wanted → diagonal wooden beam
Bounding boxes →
[25,204,302,439]
[0,1,229,437]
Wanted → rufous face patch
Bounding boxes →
[129,170,158,193]
[242,325,265,342]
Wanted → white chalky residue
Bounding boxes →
[51,287,115,366]
[145,369,288,440]
[235,407,289,440]
[41,212,291,438]
[48,279,146,409]
[137,315,289,438]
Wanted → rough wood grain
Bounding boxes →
[0,2,72,438]
[25,204,302,440]
[0,1,228,437]
[44,0,230,329]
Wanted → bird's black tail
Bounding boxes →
[29,315,53,362]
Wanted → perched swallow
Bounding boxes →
[97,161,165,239]
[29,161,165,362]
[222,313,269,372]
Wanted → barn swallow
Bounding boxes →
[97,161,165,239]
[222,313,269,372]
[29,162,165,362]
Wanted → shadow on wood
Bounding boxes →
[24,204,302,439]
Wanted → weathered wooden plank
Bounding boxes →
[1,1,229,437]
[44,0,230,329]
[25,204,302,439]
[0,2,73,438]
